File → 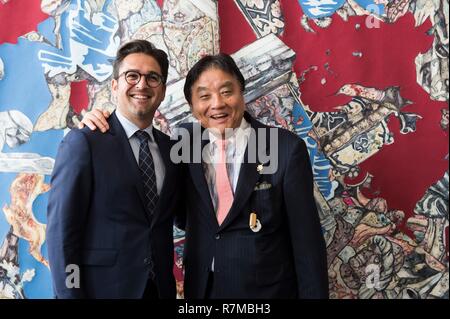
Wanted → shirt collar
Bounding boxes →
[115,109,154,142]
[207,116,251,146]
[207,117,251,158]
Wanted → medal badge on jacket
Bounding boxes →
[249,212,262,232]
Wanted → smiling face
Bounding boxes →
[111,53,166,128]
[189,67,245,136]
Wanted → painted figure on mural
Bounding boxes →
[0,0,448,300]
[0,230,35,299]
[0,110,32,152]
[34,0,219,133]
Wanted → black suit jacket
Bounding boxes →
[179,112,328,299]
[47,112,180,298]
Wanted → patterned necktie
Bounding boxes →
[134,130,158,215]
[215,139,234,225]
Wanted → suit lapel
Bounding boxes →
[188,132,217,227]
[219,160,260,229]
[110,112,152,225]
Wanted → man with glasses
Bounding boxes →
[47,40,181,299]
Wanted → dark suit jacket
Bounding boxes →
[179,112,328,299]
[47,112,179,299]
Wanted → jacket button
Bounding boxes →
[215,234,220,240]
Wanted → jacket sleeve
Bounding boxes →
[174,162,187,231]
[283,137,329,299]
[172,129,189,231]
[46,129,92,299]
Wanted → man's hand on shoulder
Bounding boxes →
[78,109,111,132]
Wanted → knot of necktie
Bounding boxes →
[215,139,228,163]
[216,138,227,149]
[134,130,150,144]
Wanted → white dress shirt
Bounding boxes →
[115,110,165,195]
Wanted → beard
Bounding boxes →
[133,105,156,118]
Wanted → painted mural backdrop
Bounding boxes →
[0,0,447,299]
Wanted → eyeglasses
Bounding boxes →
[118,70,164,88]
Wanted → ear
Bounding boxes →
[111,78,118,92]
[111,79,118,103]
[161,84,167,100]
[189,103,200,120]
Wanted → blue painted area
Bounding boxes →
[37,0,119,81]
[292,101,337,200]
[0,0,120,299]
[355,0,385,14]
[0,39,52,124]
[19,176,53,299]
[37,18,56,47]
[3,129,63,157]
[0,34,62,297]
[299,0,346,19]
[0,173,54,299]
[298,0,385,19]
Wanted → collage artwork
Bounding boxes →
[0,0,448,299]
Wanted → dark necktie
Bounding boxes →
[134,130,159,215]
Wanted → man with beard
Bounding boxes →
[47,40,181,299]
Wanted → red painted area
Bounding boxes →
[218,0,257,54]
[219,0,449,223]
[156,0,163,10]
[280,2,434,113]
[0,0,48,44]
[70,81,89,114]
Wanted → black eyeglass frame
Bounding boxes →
[117,70,165,88]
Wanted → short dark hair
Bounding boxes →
[112,40,169,84]
[183,53,245,105]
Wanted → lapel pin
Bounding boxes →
[249,212,262,232]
